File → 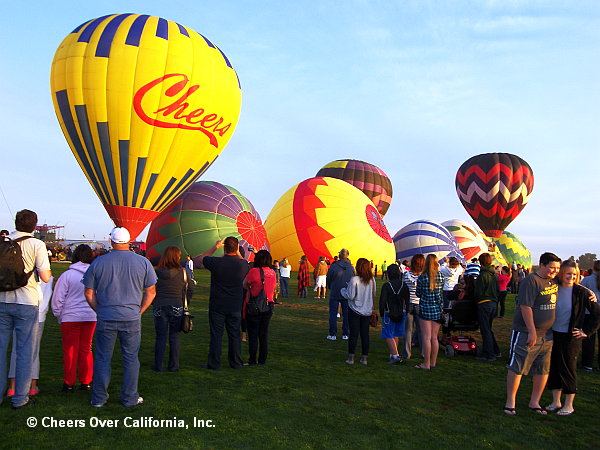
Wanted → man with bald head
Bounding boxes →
[84,227,156,408]
[326,249,355,341]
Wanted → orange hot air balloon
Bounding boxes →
[50,14,242,239]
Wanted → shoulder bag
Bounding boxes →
[181,270,194,333]
[246,267,270,316]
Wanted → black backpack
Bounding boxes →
[246,268,270,316]
[384,279,405,323]
[0,236,34,292]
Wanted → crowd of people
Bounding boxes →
[1,209,599,417]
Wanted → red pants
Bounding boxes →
[61,321,96,386]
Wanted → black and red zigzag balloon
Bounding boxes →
[455,153,534,238]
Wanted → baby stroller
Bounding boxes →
[442,300,482,357]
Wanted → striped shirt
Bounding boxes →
[416,272,445,321]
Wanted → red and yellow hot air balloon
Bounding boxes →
[50,14,242,239]
[265,177,396,270]
[455,153,534,238]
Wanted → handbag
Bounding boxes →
[181,270,194,333]
[246,267,270,316]
[369,279,379,327]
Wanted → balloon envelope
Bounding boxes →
[316,159,393,216]
[51,14,242,239]
[455,153,534,238]
[393,220,466,266]
[441,219,488,262]
[493,231,532,270]
[264,177,395,270]
[146,181,268,266]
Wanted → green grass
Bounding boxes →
[1,262,599,449]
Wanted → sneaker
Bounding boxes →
[388,356,403,365]
[78,384,92,391]
[337,313,341,318]
[583,366,593,372]
[13,398,36,410]
[327,335,336,341]
[60,383,74,393]
[90,401,105,408]
[342,335,349,340]
[133,396,143,406]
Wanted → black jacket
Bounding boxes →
[563,284,600,340]
[153,268,194,308]
[379,278,410,320]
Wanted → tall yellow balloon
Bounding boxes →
[50,14,242,239]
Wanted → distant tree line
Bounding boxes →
[565,253,597,271]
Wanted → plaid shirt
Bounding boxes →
[416,272,445,321]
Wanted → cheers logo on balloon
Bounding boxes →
[134,74,233,148]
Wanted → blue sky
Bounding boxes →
[0,0,598,263]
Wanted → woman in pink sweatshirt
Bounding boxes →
[51,244,97,393]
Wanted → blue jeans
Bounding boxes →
[328,299,349,337]
[280,277,289,297]
[207,310,243,370]
[477,301,500,359]
[92,319,141,407]
[153,306,183,372]
[0,303,38,407]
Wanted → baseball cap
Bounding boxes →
[109,227,130,244]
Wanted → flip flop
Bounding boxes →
[545,405,560,412]
[414,364,430,370]
[557,409,575,416]
[529,407,548,415]
[504,407,516,415]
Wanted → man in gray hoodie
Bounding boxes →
[326,249,355,340]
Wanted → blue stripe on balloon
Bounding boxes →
[72,20,92,34]
[55,90,107,204]
[199,34,215,48]
[119,141,129,205]
[131,157,147,207]
[396,229,448,242]
[125,15,150,47]
[140,173,159,209]
[214,45,233,69]
[97,122,119,205]
[156,18,168,40]
[154,168,195,212]
[397,245,452,259]
[151,177,177,210]
[78,15,114,43]
[95,14,133,57]
[74,105,111,204]
[176,23,189,37]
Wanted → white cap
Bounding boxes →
[109,227,130,244]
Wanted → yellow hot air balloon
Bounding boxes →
[50,14,242,239]
[265,177,396,270]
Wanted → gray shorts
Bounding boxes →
[507,329,553,376]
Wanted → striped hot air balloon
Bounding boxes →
[264,177,395,270]
[51,14,242,239]
[455,153,534,238]
[146,181,269,266]
[393,220,466,265]
[316,159,393,216]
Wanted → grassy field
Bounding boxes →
[1,262,599,449]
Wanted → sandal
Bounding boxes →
[503,407,516,415]
[545,405,560,412]
[414,364,430,370]
[557,409,575,416]
[529,407,548,415]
